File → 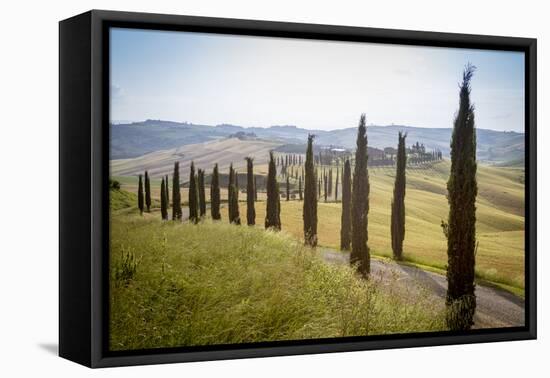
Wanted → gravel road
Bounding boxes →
[321,248,524,329]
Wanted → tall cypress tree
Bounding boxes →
[351,114,370,278]
[324,173,328,203]
[265,151,281,230]
[228,164,241,224]
[198,169,206,217]
[303,134,317,246]
[340,159,352,250]
[165,174,169,208]
[211,163,221,220]
[444,64,478,330]
[228,163,235,223]
[144,171,151,212]
[160,178,168,220]
[138,174,144,215]
[233,168,241,225]
[188,161,199,224]
[172,162,182,220]
[391,132,407,261]
[246,157,256,225]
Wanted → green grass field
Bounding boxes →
[113,160,525,292]
[110,210,445,351]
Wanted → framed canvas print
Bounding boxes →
[59,10,536,368]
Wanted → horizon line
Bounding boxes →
[110,119,525,134]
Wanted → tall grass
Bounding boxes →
[110,214,445,351]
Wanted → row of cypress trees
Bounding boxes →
[137,171,153,215]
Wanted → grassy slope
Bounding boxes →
[110,188,138,211]
[110,212,445,351]
[114,160,525,290]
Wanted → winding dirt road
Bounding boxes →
[321,248,524,329]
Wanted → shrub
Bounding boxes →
[114,247,138,286]
[109,179,121,190]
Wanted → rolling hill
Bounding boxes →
[110,120,524,164]
[110,136,283,178]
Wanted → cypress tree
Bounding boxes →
[391,132,407,261]
[172,162,182,220]
[188,161,199,223]
[233,169,241,225]
[228,164,240,224]
[246,157,256,225]
[198,169,206,217]
[138,174,144,215]
[444,64,478,330]
[144,171,151,212]
[340,159,352,250]
[324,173,328,203]
[165,174,169,208]
[211,164,221,220]
[160,178,168,220]
[350,114,370,278]
[265,151,281,230]
[303,134,317,246]
[228,163,235,222]
[298,176,303,200]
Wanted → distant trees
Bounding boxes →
[444,64,478,331]
[172,162,182,220]
[211,163,221,220]
[198,169,206,217]
[340,159,352,250]
[246,157,256,225]
[265,152,281,230]
[351,114,370,278]
[391,132,407,261]
[228,163,241,224]
[189,161,199,224]
[138,174,144,215]
[144,171,151,212]
[160,177,168,220]
[303,134,317,246]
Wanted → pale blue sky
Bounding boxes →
[110,27,525,132]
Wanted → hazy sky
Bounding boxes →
[110,27,525,132]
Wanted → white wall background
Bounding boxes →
[0,0,546,376]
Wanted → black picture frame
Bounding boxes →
[59,9,537,368]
